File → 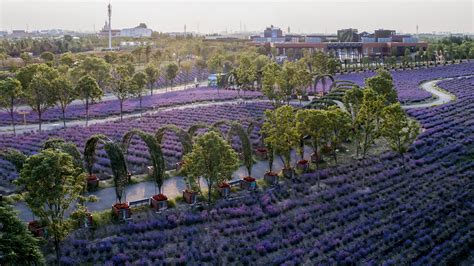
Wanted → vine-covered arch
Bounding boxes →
[84,134,128,203]
[212,119,254,176]
[122,129,165,194]
[155,125,193,156]
[313,74,335,94]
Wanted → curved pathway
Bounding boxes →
[11,77,461,221]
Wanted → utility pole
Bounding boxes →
[108,2,112,50]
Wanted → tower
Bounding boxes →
[108,2,112,50]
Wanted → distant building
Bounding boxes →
[120,23,152,38]
[264,25,283,38]
[0,31,7,37]
[99,21,120,38]
[11,30,29,38]
[251,26,427,60]
[337,28,359,42]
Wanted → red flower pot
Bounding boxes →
[183,189,198,204]
[28,220,46,237]
[296,160,309,171]
[86,174,99,190]
[112,202,131,220]
[264,171,278,185]
[218,183,231,197]
[150,194,168,211]
[255,147,268,160]
[241,176,257,190]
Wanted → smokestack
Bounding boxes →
[108,2,112,50]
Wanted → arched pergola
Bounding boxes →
[122,129,165,194]
[313,74,335,95]
[84,134,128,203]
[212,119,254,176]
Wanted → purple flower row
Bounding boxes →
[56,75,474,264]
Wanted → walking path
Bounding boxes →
[11,77,460,221]
[13,80,209,112]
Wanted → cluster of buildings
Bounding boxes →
[251,26,428,59]
[99,22,152,38]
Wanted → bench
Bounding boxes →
[228,179,242,187]
[129,198,150,208]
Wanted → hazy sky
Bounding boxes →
[0,0,472,34]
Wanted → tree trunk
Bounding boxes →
[54,238,61,265]
[9,105,15,135]
[38,110,42,132]
[62,106,67,128]
[208,179,212,209]
[85,99,89,127]
[120,100,123,121]
[139,96,143,117]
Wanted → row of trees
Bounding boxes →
[0,52,193,133]
[260,69,419,186]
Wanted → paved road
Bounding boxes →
[13,81,209,113]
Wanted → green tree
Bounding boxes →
[279,61,298,103]
[51,76,76,128]
[296,109,331,172]
[20,52,32,66]
[207,53,225,73]
[262,62,283,105]
[235,55,256,90]
[59,52,75,67]
[72,56,111,89]
[365,69,398,105]
[181,131,239,207]
[292,60,312,104]
[23,66,59,132]
[180,61,194,87]
[111,65,134,121]
[326,106,351,164]
[0,77,22,134]
[165,63,179,89]
[130,71,147,117]
[17,149,84,264]
[145,45,152,63]
[356,88,385,159]
[380,103,420,156]
[343,86,364,132]
[0,202,45,265]
[76,75,103,126]
[132,46,144,64]
[261,105,299,172]
[195,58,208,80]
[144,64,160,95]
[40,51,55,64]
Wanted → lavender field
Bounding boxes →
[0,87,261,126]
[56,76,474,264]
[336,62,474,103]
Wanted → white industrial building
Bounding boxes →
[120,23,152,38]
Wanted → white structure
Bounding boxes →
[108,3,112,50]
[120,23,152,38]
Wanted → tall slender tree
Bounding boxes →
[51,76,76,128]
[0,77,22,134]
[76,75,103,126]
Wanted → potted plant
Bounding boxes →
[241,176,257,190]
[86,174,99,190]
[255,147,268,160]
[112,202,131,220]
[296,159,309,172]
[218,182,231,198]
[28,220,46,237]
[264,147,278,185]
[150,193,168,211]
[183,189,198,204]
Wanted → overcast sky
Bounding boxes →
[0,0,472,34]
